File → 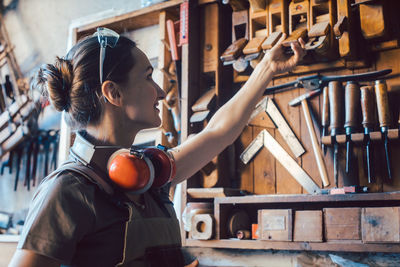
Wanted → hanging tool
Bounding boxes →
[360,85,376,183]
[289,89,330,187]
[263,69,392,95]
[374,79,391,179]
[329,81,344,188]
[250,96,305,158]
[321,86,329,155]
[166,19,182,103]
[344,81,360,174]
[240,130,321,194]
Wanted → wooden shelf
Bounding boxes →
[182,192,400,252]
[75,0,183,38]
[215,191,400,204]
[185,239,400,253]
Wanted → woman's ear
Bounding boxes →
[102,81,122,106]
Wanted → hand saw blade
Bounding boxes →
[262,130,321,194]
[240,130,264,164]
[265,97,305,158]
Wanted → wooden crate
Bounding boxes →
[258,209,292,241]
[362,207,400,243]
[294,210,323,242]
[324,208,361,241]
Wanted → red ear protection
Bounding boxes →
[107,145,176,194]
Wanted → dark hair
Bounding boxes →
[34,35,136,129]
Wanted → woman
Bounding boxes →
[9,27,305,267]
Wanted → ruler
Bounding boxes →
[240,130,264,164]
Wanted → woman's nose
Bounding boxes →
[157,84,166,99]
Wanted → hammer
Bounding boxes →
[289,89,330,188]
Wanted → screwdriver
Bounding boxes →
[344,81,360,173]
[374,80,391,179]
[329,81,344,188]
[321,86,329,155]
[360,85,376,183]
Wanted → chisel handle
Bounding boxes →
[328,81,344,134]
[360,85,376,129]
[321,86,329,129]
[344,81,360,129]
[374,80,391,128]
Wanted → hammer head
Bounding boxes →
[289,89,321,107]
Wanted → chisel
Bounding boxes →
[374,80,392,179]
[329,81,344,187]
[321,86,329,155]
[360,85,376,183]
[344,81,360,173]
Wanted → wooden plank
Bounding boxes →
[253,127,276,194]
[324,208,361,241]
[294,210,323,242]
[214,191,400,204]
[185,239,400,253]
[237,125,254,193]
[273,77,302,194]
[362,207,400,243]
[187,188,243,198]
[201,3,219,73]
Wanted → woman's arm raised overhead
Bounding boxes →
[171,35,306,185]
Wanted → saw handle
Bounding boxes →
[328,81,344,134]
[360,85,376,129]
[374,80,391,128]
[344,81,360,129]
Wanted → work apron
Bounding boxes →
[116,193,183,267]
[58,162,184,267]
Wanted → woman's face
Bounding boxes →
[119,47,166,129]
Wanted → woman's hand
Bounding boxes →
[261,34,306,75]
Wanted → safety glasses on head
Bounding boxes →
[93,27,120,84]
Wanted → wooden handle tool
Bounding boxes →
[344,81,360,173]
[321,86,329,155]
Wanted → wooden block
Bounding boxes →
[220,38,248,62]
[308,21,330,38]
[191,88,216,112]
[186,188,242,198]
[258,209,292,241]
[261,31,282,50]
[324,208,361,241]
[294,210,323,242]
[190,214,214,240]
[243,36,266,55]
[362,207,400,243]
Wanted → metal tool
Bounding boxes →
[321,86,329,155]
[250,97,305,158]
[344,81,360,173]
[289,89,330,187]
[360,85,376,183]
[374,79,392,179]
[240,130,321,194]
[263,69,392,95]
[329,81,344,188]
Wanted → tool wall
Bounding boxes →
[183,0,400,252]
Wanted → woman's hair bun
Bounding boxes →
[36,56,74,112]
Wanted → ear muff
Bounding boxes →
[143,147,176,188]
[107,149,155,194]
[107,146,176,193]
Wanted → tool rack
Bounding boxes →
[182,0,400,253]
[68,0,400,253]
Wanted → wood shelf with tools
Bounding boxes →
[184,192,400,252]
[181,0,400,253]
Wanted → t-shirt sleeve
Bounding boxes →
[17,170,96,263]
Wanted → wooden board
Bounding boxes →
[201,3,219,73]
[187,188,242,198]
[253,127,276,194]
[237,126,254,193]
[362,207,400,243]
[324,207,361,241]
[293,210,323,242]
[258,209,292,241]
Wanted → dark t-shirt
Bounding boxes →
[17,167,172,266]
